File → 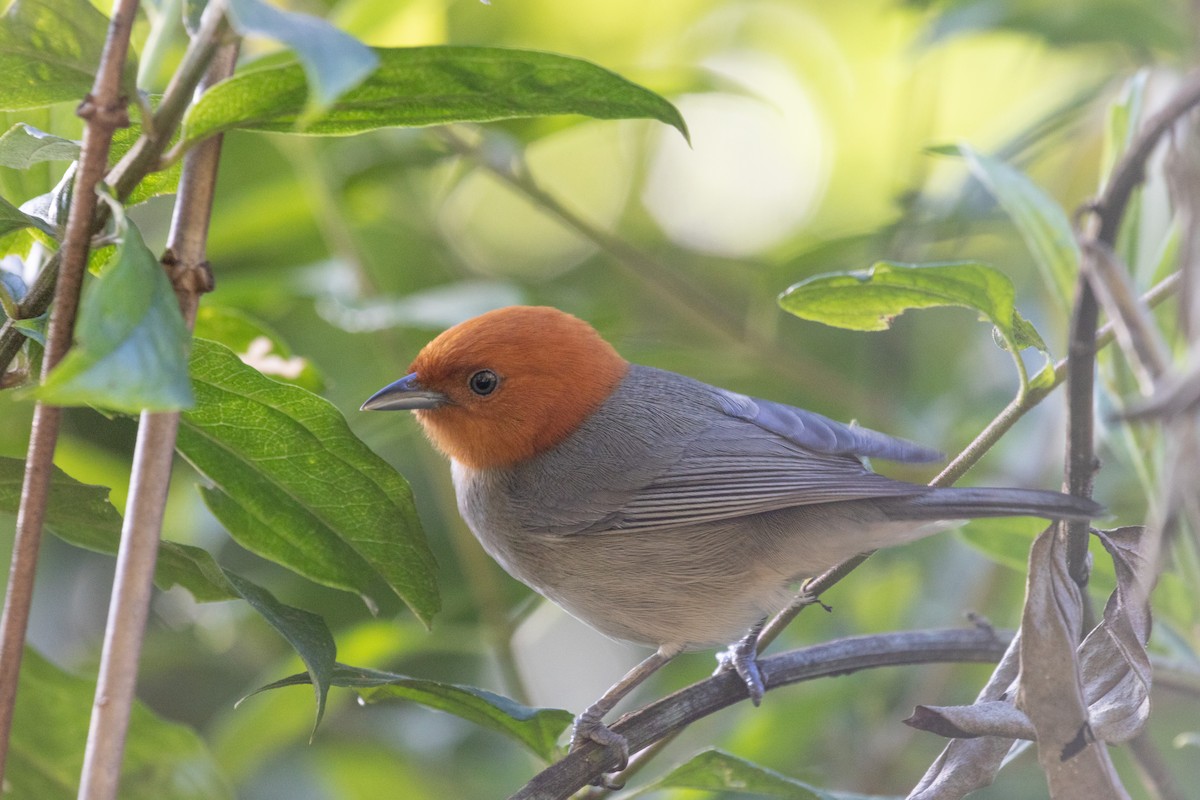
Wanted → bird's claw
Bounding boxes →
[714,630,765,705]
[571,707,630,785]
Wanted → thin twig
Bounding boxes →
[1065,67,1200,584]
[75,38,236,800]
[0,0,140,780]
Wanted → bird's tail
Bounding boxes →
[876,486,1104,522]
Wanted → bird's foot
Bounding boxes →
[570,706,630,788]
[714,630,765,706]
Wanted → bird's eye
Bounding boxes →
[468,369,499,396]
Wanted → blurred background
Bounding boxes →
[2,0,1198,797]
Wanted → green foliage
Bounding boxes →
[632,749,880,799]
[224,0,378,122]
[225,571,337,737]
[0,456,237,601]
[34,206,195,412]
[0,0,129,111]
[779,261,1048,386]
[251,664,574,762]
[8,648,231,799]
[177,338,438,623]
[0,123,80,168]
[181,46,689,146]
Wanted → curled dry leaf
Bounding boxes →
[906,525,1152,800]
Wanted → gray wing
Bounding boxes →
[563,379,941,534]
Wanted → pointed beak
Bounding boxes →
[361,373,449,411]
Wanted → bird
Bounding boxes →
[361,305,1102,776]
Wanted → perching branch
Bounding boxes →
[510,627,1011,800]
[0,0,141,781]
[75,38,237,800]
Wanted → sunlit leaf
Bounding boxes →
[955,144,1078,305]
[249,664,573,761]
[34,210,194,412]
[779,261,1041,349]
[0,456,237,601]
[0,123,80,167]
[225,0,378,122]
[182,46,689,146]
[177,338,438,623]
[8,648,232,799]
[225,570,336,737]
[0,0,134,110]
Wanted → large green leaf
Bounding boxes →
[225,571,336,737]
[177,338,438,623]
[956,144,1079,306]
[225,0,378,121]
[0,0,134,110]
[193,305,324,392]
[181,46,688,146]
[249,664,573,762]
[0,123,81,168]
[34,210,194,412]
[8,648,232,799]
[0,456,236,602]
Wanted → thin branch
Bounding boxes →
[76,39,236,800]
[1065,67,1200,584]
[510,627,1011,800]
[0,0,140,780]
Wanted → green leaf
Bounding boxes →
[0,456,237,602]
[0,193,55,238]
[250,664,573,761]
[194,305,324,392]
[224,570,336,737]
[8,648,233,799]
[955,144,1079,306]
[635,749,863,800]
[181,46,689,146]
[177,338,438,623]
[225,0,378,122]
[0,123,81,168]
[111,123,183,206]
[34,210,194,412]
[780,261,1039,346]
[0,0,134,110]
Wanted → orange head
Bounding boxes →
[362,306,629,469]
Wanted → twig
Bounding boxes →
[1065,67,1200,584]
[510,627,1011,800]
[0,0,140,780]
[75,38,236,800]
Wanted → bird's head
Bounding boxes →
[362,306,629,469]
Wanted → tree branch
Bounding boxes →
[510,627,1010,800]
[75,38,237,800]
[0,0,140,780]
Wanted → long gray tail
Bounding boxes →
[876,487,1103,522]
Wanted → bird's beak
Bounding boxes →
[360,373,449,411]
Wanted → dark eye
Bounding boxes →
[468,369,499,396]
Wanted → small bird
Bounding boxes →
[362,305,1101,773]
